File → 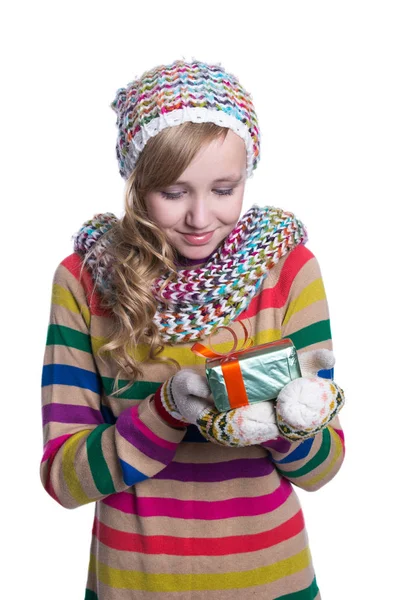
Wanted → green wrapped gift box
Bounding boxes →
[203,338,302,412]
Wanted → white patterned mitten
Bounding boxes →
[154,369,214,428]
[196,401,279,447]
[276,349,345,441]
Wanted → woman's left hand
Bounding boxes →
[276,349,345,441]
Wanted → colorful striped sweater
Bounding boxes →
[40,242,345,600]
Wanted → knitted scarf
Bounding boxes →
[73,205,307,344]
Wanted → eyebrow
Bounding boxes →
[174,175,243,185]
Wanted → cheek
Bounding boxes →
[218,191,244,224]
[146,195,182,228]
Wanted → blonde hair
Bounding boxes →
[84,121,228,395]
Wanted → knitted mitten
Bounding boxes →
[153,369,214,428]
[196,401,279,447]
[276,349,345,441]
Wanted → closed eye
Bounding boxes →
[160,189,234,199]
[214,189,233,196]
[161,191,185,199]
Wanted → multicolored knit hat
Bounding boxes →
[111,59,260,180]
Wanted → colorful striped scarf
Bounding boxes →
[73,205,307,344]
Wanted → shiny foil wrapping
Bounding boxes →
[206,338,302,412]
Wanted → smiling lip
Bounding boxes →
[181,231,214,245]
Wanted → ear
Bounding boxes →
[298,349,335,377]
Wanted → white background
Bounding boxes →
[1,1,399,598]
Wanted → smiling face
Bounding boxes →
[144,129,247,260]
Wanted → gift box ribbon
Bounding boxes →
[191,321,255,409]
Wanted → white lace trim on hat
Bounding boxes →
[124,107,255,179]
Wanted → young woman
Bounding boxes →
[40,59,345,599]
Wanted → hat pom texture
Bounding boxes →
[111,59,260,180]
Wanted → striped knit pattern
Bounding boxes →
[111,59,260,179]
[73,206,308,344]
[41,242,344,599]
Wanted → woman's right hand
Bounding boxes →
[155,370,280,446]
[171,369,214,423]
[154,369,214,427]
[196,401,279,447]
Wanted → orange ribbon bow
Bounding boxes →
[191,320,254,409]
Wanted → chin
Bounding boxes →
[181,241,221,258]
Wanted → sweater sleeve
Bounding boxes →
[40,255,186,509]
[262,245,345,491]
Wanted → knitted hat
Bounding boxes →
[111,59,260,180]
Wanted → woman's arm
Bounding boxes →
[40,255,186,509]
[262,244,345,491]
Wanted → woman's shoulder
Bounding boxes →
[50,252,100,311]
[269,243,318,285]
[52,252,91,284]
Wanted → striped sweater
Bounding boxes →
[40,242,345,600]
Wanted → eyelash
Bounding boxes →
[161,189,234,200]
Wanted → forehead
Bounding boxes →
[176,129,247,183]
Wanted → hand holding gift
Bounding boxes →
[154,369,214,427]
[154,368,279,445]
[196,398,279,447]
[276,349,345,441]
[194,349,344,446]
[190,321,345,446]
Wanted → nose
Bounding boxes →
[185,197,212,230]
